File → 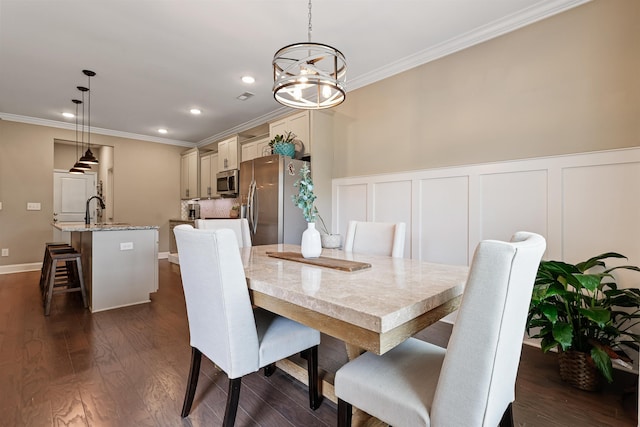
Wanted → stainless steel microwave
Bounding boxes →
[216,169,239,196]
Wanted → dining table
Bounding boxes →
[241,243,470,405]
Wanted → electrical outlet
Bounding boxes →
[0,201,3,210]
[120,242,134,251]
[1,249,8,257]
[27,202,41,211]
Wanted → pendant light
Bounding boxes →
[76,85,92,169]
[272,0,346,109]
[69,98,89,174]
[78,70,99,165]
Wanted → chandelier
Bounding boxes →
[272,0,346,109]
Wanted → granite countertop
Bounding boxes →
[53,222,159,232]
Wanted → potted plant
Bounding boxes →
[526,252,640,390]
[229,204,240,218]
[269,131,296,157]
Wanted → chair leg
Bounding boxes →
[181,347,202,417]
[305,345,323,410]
[223,377,242,427]
[499,402,514,427]
[263,363,276,377]
[337,398,353,427]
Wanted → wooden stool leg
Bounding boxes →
[44,261,57,316]
[75,257,88,308]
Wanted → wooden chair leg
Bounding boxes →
[499,402,514,427]
[263,363,276,377]
[338,398,353,427]
[181,347,202,417]
[306,345,323,410]
[223,377,242,427]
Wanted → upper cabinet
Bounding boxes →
[200,152,218,198]
[241,136,271,162]
[180,149,199,199]
[269,110,333,158]
[218,136,240,171]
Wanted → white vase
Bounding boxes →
[301,222,322,258]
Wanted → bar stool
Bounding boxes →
[40,243,88,315]
[39,242,75,297]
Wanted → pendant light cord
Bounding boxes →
[87,74,91,149]
[307,0,312,43]
[75,101,79,160]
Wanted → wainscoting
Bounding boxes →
[333,147,640,288]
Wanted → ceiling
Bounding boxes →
[0,0,587,148]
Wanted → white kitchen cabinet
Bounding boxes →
[218,135,240,171]
[241,136,271,162]
[200,152,218,198]
[256,137,271,158]
[269,110,332,158]
[180,149,199,199]
[241,142,258,162]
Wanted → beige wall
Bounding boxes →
[331,0,639,178]
[0,120,185,265]
[1,0,638,267]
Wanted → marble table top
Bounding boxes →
[53,222,159,232]
[242,244,469,335]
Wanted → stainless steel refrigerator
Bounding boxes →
[239,154,309,245]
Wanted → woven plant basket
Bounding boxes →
[558,350,602,391]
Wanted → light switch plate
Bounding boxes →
[0,201,3,210]
[27,202,41,211]
[1,249,8,257]
[120,242,134,251]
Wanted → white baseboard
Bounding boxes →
[0,262,41,275]
[1,252,171,275]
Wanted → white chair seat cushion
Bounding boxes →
[254,308,321,368]
[335,337,445,427]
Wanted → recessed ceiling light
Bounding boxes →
[62,112,74,118]
[190,108,202,115]
[158,128,168,134]
[242,76,255,84]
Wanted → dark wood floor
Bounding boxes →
[0,260,636,426]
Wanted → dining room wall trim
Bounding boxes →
[332,146,640,289]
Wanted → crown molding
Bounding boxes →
[348,0,592,91]
[0,112,194,147]
[196,106,291,147]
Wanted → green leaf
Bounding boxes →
[575,274,601,292]
[552,323,573,350]
[540,303,558,323]
[578,308,610,327]
[577,252,627,272]
[591,347,613,383]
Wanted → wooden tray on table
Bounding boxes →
[266,251,371,272]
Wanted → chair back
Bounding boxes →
[343,220,406,258]
[195,218,252,247]
[173,224,259,378]
[431,232,546,427]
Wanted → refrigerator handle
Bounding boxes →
[248,180,257,234]
[251,180,259,234]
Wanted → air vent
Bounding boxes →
[236,92,254,101]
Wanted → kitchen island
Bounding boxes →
[53,222,159,312]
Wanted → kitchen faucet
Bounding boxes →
[85,196,106,225]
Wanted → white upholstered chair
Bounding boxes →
[334,232,546,427]
[343,220,406,258]
[194,218,252,247]
[173,225,322,426]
